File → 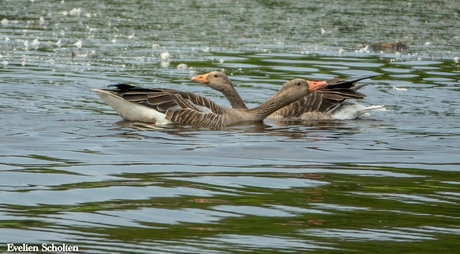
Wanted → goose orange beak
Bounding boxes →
[191,73,210,84]
[307,80,328,93]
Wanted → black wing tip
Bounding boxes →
[347,74,380,83]
[108,83,137,88]
[327,75,380,90]
[105,83,140,92]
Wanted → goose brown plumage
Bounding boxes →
[191,71,384,120]
[91,78,327,129]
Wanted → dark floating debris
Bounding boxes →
[369,41,408,53]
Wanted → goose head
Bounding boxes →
[191,71,234,93]
[274,78,327,104]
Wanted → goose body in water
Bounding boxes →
[191,72,385,120]
[92,79,327,129]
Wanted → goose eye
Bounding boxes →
[296,81,301,86]
[214,74,218,78]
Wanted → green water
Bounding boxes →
[1,0,460,253]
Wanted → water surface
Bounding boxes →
[1,0,460,253]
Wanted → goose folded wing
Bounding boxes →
[176,92,226,115]
[301,90,366,113]
[107,84,181,113]
[272,89,366,118]
[106,83,226,115]
[120,87,227,127]
[165,93,224,127]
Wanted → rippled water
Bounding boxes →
[1,0,460,253]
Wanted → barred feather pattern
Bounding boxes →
[165,93,225,128]
[176,92,225,115]
[269,88,366,118]
[101,84,227,127]
[167,109,224,128]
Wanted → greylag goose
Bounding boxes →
[191,72,384,120]
[91,79,327,129]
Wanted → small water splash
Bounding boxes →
[177,63,187,70]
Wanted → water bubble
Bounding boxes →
[70,8,81,16]
[152,43,160,49]
[356,45,370,53]
[219,58,224,63]
[74,40,82,48]
[161,52,170,61]
[453,57,459,64]
[338,48,344,56]
[1,18,9,26]
[31,38,40,50]
[177,63,187,70]
[161,61,170,68]
[425,41,431,45]
[321,28,332,35]
[393,86,407,91]
[39,17,44,26]
[2,61,8,66]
